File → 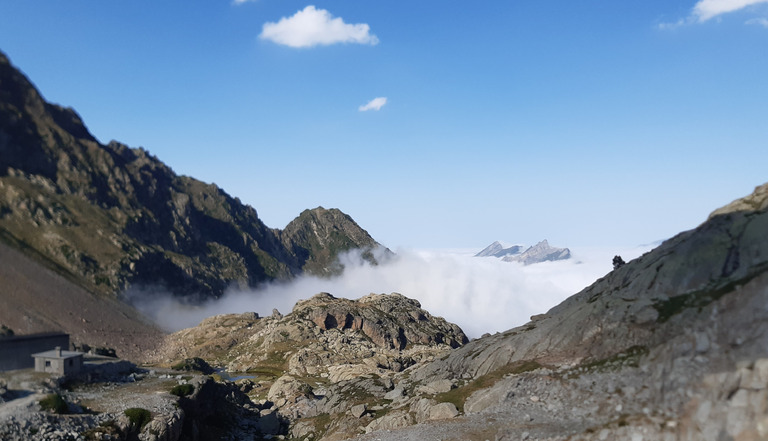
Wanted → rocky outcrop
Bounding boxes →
[293,292,467,350]
[708,181,768,219]
[346,183,768,440]
[502,239,571,264]
[150,291,468,440]
[0,50,385,300]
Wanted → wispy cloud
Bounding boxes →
[358,97,388,112]
[259,5,379,48]
[660,0,768,28]
[746,16,768,26]
[693,0,768,21]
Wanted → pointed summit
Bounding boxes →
[475,241,523,258]
[503,240,571,265]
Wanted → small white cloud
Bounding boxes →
[693,0,768,21]
[259,5,379,48]
[658,18,691,30]
[660,0,768,28]
[358,97,387,112]
[746,16,768,25]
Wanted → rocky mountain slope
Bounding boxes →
[0,50,385,301]
[2,180,766,440]
[349,182,768,440]
[476,239,571,264]
[0,241,162,361]
[96,181,766,440]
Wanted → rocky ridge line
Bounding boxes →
[0,50,386,301]
[349,182,768,440]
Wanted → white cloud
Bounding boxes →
[658,18,690,30]
[358,97,388,112]
[259,5,379,48]
[746,16,768,25]
[693,0,768,21]
[659,0,768,28]
[132,245,654,338]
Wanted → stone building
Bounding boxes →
[0,332,69,371]
[32,346,83,376]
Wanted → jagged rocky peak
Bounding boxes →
[0,50,385,300]
[477,239,571,264]
[475,241,523,257]
[503,239,571,264]
[281,207,391,276]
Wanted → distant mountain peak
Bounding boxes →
[503,239,571,265]
[475,241,523,258]
[476,239,571,264]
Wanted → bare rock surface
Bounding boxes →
[348,183,768,440]
[147,291,469,440]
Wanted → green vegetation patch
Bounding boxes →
[435,360,541,412]
[39,393,68,414]
[653,262,768,323]
[170,383,195,397]
[564,346,649,379]
[171,357,214,374]
[124,408,152,431]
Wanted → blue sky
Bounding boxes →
[1,0,766,250]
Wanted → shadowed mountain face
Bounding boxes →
[0,50,384,300]
[0,241,163,361]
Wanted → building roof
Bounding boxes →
[31,349,83,359]
[0,332,68,343]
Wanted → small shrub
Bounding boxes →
[124,408,152,430]
[170,384,194,397]
[82,420,120,441]
[171,357,214,374]
[39,393,68,414]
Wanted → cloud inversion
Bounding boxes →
[358,97,388,112]
[259,6,379,48]
[132,245,653,338]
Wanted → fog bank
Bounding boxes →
[133,244,654,338]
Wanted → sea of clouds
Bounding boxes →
[133,244,655,338]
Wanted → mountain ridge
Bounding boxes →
[476,239,571,264]
[0,49,385,301]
